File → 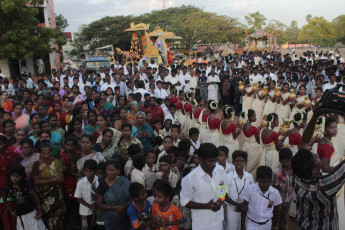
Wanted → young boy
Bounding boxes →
[74,159,98,230]
[175,151,189,180]
[142,148,159,195]
[127,182,152,230]
[131,153,146,187]
[273,148,293,230]
[224,150,254,230]
[216,146,235,175]
[189,127,200,156]
[156,155,179,189]
[153,119,164,138]
[125,144,143,178]
[164,104,178,124]
[91,162,107,230]
[163,119,172,137]
[242,166,282,230]
[170,124,181,147]
[152,183,186,230]
[157,136,173,162]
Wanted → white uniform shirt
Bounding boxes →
[142,164,159,191]
[166,75,185,91]
[242,183,282,222]
[180,165,225,230]
[225,170,254,209]
[131,168,145,187]
[74,176,98,216]
[100,82,116,92]
[323,82,337,91]
[249,74,264,84]
[189,76,198,92]
[154,88,168,99]
[164,112,178,124]
[181,72,191,92]
[156,170,179,188]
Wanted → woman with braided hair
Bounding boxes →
[285,112,307,156]
[219,105,240,163]
[241,109,263,178]
[175,90,187,138]
[191,96,205,130]
[276,82,292,124]
[205,100,221,147]
[251,81,266,128]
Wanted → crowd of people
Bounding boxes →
[0,49,345,230]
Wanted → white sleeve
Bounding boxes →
[180,175,193,207]
[242,185,251,202]
[74,181,82,198]
[272,189,283,206]
[180,75,185,86]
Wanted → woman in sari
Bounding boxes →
[220,106,240,163]
[114,107,129,130]
[37,105,48,121]
[242,80,254,112]
[276,82,291,124]
[206,100,221,147]
[263,81,278,116]
[71,85,86,106]
[32,140,66,230]
[127,101,139,125]
[251,83,266,128]
[290,85,310,120]
[93,128,120,160]
[260,113,287,171]
[12,103,29,129]
[317,116,345,228]
[175,90,187,137]
[27,113,39,134]
[92,114,121,144]
[12,139,39,179]
[76,135,105,173]
[285,112,307,156]
[2,119,17,147]
[7,128,27,155]
[118,123,143,157]
[66,117,91,143]
[192,96,205,129]
[84,110,99,133]
[131,111,154,150]
[97,160,131,230]
[1,91,13,112]
[241,109,263,178]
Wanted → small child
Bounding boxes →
[224,150,254,230]
[164,104,178,124]
[242,166,282,230]
[175,151,189,180]
[157,136,173,162]
[273,148,293,230]
[127,182,152,230]
[91,162,107,230]
[125,144,142,178]
[189,128,200,156]
[167,146,179,170]
[74,159,98,230]
[156,155,179,189]
[131,153,146,187]
[152,183,186,230]
[153,119,164,138]
[170,124,181,147]
[147,179,166,206]
[145,111,153,125]
[142,148,159,196]
[216,146,235,175]
[163,119,172,137]
[5,165,46,230]
[189,149,200,168]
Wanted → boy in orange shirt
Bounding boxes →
[152,183,186,230]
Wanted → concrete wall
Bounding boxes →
[0,59,10,78]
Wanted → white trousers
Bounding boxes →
[246,218,271,230]
[224,205,241,230]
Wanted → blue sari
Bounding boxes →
[103,176,131,230]
[131,124,155,150]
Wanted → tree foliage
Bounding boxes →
[298,16,336,47]
[332,15,345,44]
[0,0,66,59]
[245,12,267,30]
[265,20,287,44]
[285,21,300,44]
[56,14,69,32]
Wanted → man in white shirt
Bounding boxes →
[134,80,149,101]
[242,166,282,230]
[100,74,115,92]
[249,68,264,84]
[180,143,225,230]
[78,74,91,95]
[323,74,337,91]
[254,54,261,66]
[264,67,277,83]
[181,66,191,93]
[154,80,168,99]
[166,69,185,91]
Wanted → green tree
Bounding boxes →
[265,20,287,44]
[332,15,345,44]
[306,14,313,23]
[245,12,267,30]
[0,0,65,59]
[285,21,300,44]
[298,16,336,47]
[56,14,69,32]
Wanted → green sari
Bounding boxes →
[34,159,65,230]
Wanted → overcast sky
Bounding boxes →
[54,0,345,33]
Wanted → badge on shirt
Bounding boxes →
[267,200,273,208]
[218,185,227,201]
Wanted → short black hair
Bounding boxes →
[132,153,146,170]
[178,139,191,152]
[129,182,145,198]
[256,166,273,180]
[97,162,107,171]
[159,155,172,165]
[232,150,248,162]
[218,146,229,156]
[155,182,172,198]
[189,127,199,136]
[198,143,219,159]
[279,148,293,160]
[177,151,189,161]
[128,144,142,157]
[144,148,156,157]
[167,146,179,156]
[84,159,97,171]
[291,148,314,180]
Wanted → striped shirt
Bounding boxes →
[294,160,345,230]
[273,166,293,202]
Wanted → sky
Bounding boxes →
[54,0,345,34]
